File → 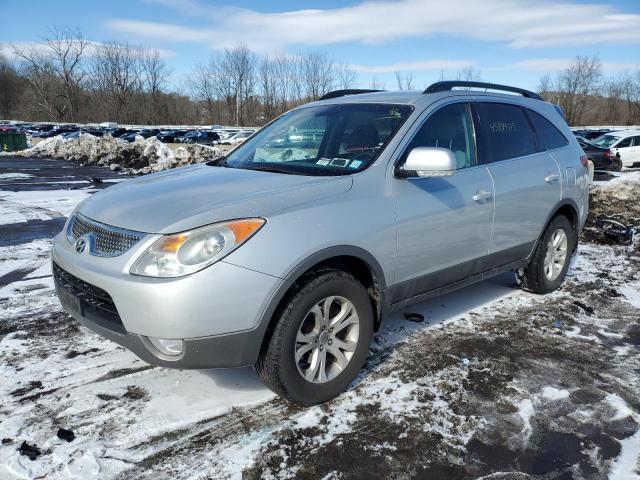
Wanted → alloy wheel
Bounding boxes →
[295,296,360,383]
[543,228,568,281]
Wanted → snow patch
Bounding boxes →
[541,386,570,401]
[0,173,34,180]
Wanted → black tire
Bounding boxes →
[517,215,574,294]
[611,158,623,171]
[256,270,374,405]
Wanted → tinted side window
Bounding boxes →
[404,103,476,169]
[476,102,538,162]
[527,110,568,150]
[616,137,632,148]
[633,136,640,147]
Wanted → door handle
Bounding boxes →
[544,173,560,183]
[473,189,493,202]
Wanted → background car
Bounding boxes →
[591,130,640,168]
[573,128,613,140]
[578,138,621,171]
[104,128,130,138]
[157,129,188,143]
[218,131,252,145]
[36,126,79,138]
[119,129,160,142]
[176,130,220,145]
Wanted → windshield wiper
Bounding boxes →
[243,164,298,175]
[208,157,232,168]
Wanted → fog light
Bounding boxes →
[148,337,184,356]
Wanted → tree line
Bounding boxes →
[0,27,360,126]
[1,28,639,127]
[537,55,640,126]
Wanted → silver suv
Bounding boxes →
[53,81,589,405]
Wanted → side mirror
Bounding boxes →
[398,147,457,178]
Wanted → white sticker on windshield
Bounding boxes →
[349,160,363,169]
[316,159,330,166]
[330,158,349,167]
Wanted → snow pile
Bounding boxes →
[593,171,640,201]
[2,134,223,175]
[591,171,640,219]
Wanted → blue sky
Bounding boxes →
[2,0,639,91]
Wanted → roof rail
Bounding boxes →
[318,89,384,101]
[424,81,542,101]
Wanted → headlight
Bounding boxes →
[130,218,265,278]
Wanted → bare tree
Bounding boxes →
[189,61,221,123]
[370,76,385,90]
[335,63,357,89]
[12,27,89,121]
[139,48,169,124]
[394,71,414,91]
[553,55,602,125]
[300,51,335,101]
[260,55,279,122]
[456,66,482,82]
[0,52,24,119]
[90,41,142,123]
[537,73,552,97]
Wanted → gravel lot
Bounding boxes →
[1,157,639,479]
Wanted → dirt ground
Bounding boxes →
[0,159,639,479]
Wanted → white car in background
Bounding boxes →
[591,130,640,168]
[218,131,253,146]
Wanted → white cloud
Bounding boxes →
[350,59,475,74]
[106,0,640,52]
[0,41,174,61]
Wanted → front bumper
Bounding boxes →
[52,231,282,368]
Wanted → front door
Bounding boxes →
[614,135,640,166]
[392,101,494,302]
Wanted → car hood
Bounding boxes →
[78,164,352,234]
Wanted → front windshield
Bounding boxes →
[592,134,619,147]
[220,103,413,176]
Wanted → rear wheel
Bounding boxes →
[611,157,623,171]
[256,270,374,405]
[517,215,574,294]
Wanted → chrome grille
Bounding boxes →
[68,213,144,257]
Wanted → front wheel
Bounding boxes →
[256,270,374,405]
[517,215,574,294]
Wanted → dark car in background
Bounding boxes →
[35,125,79,138]
[577,137,622,171]
[573,129,612,140]
[157,129,188,143]
[120,128,161,142]
[61,128,105,140]
[105,128,130,138]
[176,130,220,145]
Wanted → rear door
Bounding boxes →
[473,101,561,268]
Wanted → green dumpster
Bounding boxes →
[0,132,28,152]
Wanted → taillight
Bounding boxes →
[580,155,589,167]
[603,149,611,159]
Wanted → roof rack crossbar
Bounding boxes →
[424,81,542,101]
[318,89,384,101]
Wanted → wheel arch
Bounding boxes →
[534,198,581,257]
[255,246,388,359]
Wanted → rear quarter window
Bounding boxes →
[475,102,539,163]
[527,110,569,150]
